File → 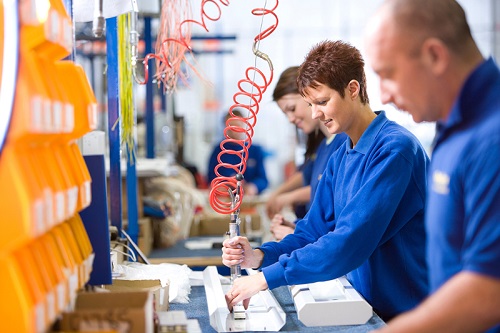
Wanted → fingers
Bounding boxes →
[226,288,250,311]
[221,237,246,267]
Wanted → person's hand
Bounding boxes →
[271,224,295,241]
[225,272,268,311]
[270,214,295,240]
[243,182,259,197]
[222,236,262,269]
[266,194,288,218]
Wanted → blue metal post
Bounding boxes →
[126,148,139,247]
[106,16,122,232]
[144,17,155,158]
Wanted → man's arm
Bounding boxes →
[376,271,500,333]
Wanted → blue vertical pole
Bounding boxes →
[106,17,123,232]
[144,17,155,158]
[126,148,139,247]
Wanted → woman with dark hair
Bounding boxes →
[266,66,347,240]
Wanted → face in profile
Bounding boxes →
[303,83,355,135]
[276,93,320,134]
[365,12,440,123]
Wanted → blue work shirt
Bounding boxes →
[302,132,348,206]
[207,141,269,194]
[426,58,500,332]
[259,111,429,320]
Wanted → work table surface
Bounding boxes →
[170,284,386,332]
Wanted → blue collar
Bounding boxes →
[436,57,498,140]
[347,111,387,154]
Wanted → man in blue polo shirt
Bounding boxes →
[366,0,500,331]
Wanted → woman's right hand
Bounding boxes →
[270,214,296,240]
[266,194,287,219]
[222,236,262,269]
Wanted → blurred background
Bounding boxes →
[75,0,500,191]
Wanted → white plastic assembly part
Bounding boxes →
[289,277,373,327]
[203,266,286,332]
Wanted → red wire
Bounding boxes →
[137,0,280,213]
[209,1,279,214]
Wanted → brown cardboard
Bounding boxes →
[190,212,261,236]
[105,279,169,311]
[60,291,153,333]
[137,217,153,256]
[123,218,153,256]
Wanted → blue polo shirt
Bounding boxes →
[426,58,500,333]
[259,111,429,320]
[302,132,348,205]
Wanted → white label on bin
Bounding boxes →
[47,292,56,322]
[35,302,45,333]
[31,96,43,133]
[57,283,66,312]
[68,186,78,216]
[33,199,45,236]
[44,188,54,227]
[47,10,59,43]
[70,271,78,293]
[43,99,52,133]
[65,104,74,133]
[56,191,65,223]
[53,101,63,132]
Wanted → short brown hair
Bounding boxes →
[297,40,369,105]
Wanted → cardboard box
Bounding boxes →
[137,217,153,256]
[123,218,153,256]
[190,212,261,237]
[105,279,169,311]
[60,291,154,333]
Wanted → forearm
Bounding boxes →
[377,272,500,333]
[271,172,304,196]
[284,186,311,206]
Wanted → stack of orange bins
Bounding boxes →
[0,0,98,331]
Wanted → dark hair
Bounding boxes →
[273,66,325,160]
[272,66,300,101]
[385,0,473,55]
[297,40,369,105]
[304,130,325,160]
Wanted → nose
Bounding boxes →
[311,105,322,120]
[286,111,296,123]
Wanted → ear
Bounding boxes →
[347,80,360,100]
[421,38,449,75]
